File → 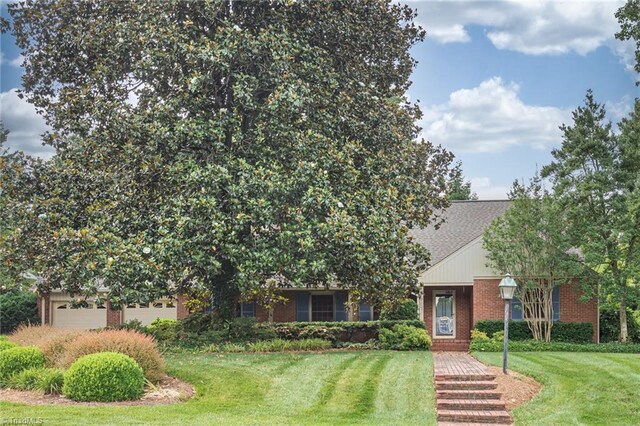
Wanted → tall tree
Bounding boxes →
[483,175,593,341]
[617,0,640,83]
[542,91,640,342]
[447,161,478,201]
[1,1,452,318]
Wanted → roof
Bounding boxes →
[410,200,512,267]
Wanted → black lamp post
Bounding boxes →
[498,273,517,374]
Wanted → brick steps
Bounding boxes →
[437,399,506,410]
[437,409,512,424]
[436,380,498,390]
[433,353,513,425]
[437,389,502,400]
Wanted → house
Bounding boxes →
[38,201,599,348]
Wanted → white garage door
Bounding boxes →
[52,301,107,330]
[123,300,177,326]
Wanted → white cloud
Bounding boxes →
[420,77,571,153]
[0,52,25,68]
[0,89,54,158]
[407,0,626,58]
[469,176,510,200]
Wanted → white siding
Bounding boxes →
[123,300,177,325]
[51,301,107,329]
[419,236,499,285]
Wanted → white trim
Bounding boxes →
[423,282,473,287]
[433,290,456,339]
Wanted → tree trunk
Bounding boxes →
[619,300,628,343]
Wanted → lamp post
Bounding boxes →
[498,273,517,374]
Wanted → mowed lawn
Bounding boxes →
[475,352,640,426]
[0,351,436,426]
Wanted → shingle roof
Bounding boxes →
[410,200,512,267]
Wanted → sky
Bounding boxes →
[1,0,639,199]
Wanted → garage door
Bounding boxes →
[52,301,107,330]
[123,300,177,326]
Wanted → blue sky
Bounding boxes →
[1,1,639,198]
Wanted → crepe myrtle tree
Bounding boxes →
[1,0,453,319]
[483,176,596,342]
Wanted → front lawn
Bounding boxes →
[0,351,435,425]
[474,352,640,425]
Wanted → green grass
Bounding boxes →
[474,352,640,426]
[0,351,436,425]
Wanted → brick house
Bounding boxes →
[38,200,599,349]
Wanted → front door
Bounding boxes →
[433,292,455,338]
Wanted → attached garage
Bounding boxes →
[123,300,177,326]
[51,301,107,330]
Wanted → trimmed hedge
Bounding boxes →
[379,324,431,350]
[0,346,46,386]
[272,320,425,344]
[470,339,640,353]
[0,291,39,334]
[474,320,593,343]
[63,352,145,402]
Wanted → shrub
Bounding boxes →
[63,352,144,402]
[379,324,431,350]
[114,319,146,333]
[225,317,277,341]
[272,320,426,344]
[474,320,593,343]
[7,367,43,390]
[62,329,165,382]
[180,312,220,333]
[146,318,179,343]
[0,291,39,334]
[599,306,640,343]
[379,299,419,321]
[6,366,63,393]
[8,325,84,367]
[470,339,640,353]
[470,329,490,341]
[492,331,504,342]
[0,341,17,352]
[248,338,332,352]
[0,346,45,385]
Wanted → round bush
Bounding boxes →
[0,346,45,385]
[63,352,145,402]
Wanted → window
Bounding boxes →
[512,287,560,321]
[240,302,255,318]
[359,303,373,321]
[311,295,334,321]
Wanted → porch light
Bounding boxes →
[498,273,517,374]
[498,273,517,300]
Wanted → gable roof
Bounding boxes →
[410,200,511,267]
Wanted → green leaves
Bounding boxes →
[2,0,452,317]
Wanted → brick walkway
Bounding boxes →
[433,352,513,425]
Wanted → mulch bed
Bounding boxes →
[0,375,194,406]
[487,366,542,411]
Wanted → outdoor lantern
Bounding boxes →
[498,273,517,300]
[498,273,517,374]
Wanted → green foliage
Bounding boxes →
[0,341,16,352]
[470,339,640,353]
[63,352,144,402]
[0,291,39,334]
[378,324,431,350]
[470,329,490,341]
[271,320,426,344]
[492,331,504,342]
[600,306,640,343]
[0,346,45,386]
[447,161,477,201]
[616,1,640,81]
[247,338,332,352]
[474,320,593,343]
[6,367,64,394]
[3,0,453,320]
[114,319,146,333]
[483,175,595,341]
[146,318,179,343]
[379,299,419,321]
[542,91,640,342]
[224,317,277,342]
[220,343,246,353]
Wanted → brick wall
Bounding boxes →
[423,286,473,342]
[272,291,296,322]
[473,278,599,342]
[106,300,121,327]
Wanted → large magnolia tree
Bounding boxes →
[0,0,452,318]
